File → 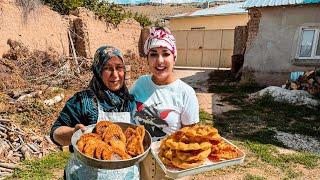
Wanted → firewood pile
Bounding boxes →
[283,69,320,98]
[0,119,56,178]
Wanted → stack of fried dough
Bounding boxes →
[158,125,239,169]
[76,121,145,160]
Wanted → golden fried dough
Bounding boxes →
[76,121,146,160]
[125,126,145,157]
[176,148,211,162]
[165,138,212,151]
[95,121,113,135]
[158,124,239,170]
[77,133,101,152]
[102,124,126,143]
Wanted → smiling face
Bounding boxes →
[101,56,125,92]
[148,47,176,85]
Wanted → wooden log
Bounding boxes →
[3,139,13,150]
[0,132,7,139]
[0,172,13,177]
[44,135,53,144]
[21,145,31,160]
[0,124,9,131]
[14,144,23,152]
[27,143,40,153]
[0,127,7,133]
[15,91,43,102]
[0,167,13,173]
[18,135,24,144]
[0,119,11,123]
[0,163,20,170]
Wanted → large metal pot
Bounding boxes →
[71,122,152,169]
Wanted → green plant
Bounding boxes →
[133,12,152,27]
[14,151,70,179]
[244,141,320,168]
[42,0,152,26]
[244,174,266,180]
[42,0,83,15]
[199,109,213,125]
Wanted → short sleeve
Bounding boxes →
[181,87,199,126]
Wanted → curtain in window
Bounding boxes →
[299,30,315,57]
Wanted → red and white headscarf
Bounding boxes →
[144,27,177,60]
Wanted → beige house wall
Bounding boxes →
[169,14,249,31]
[169,14,248,68]
[243,5,320,85]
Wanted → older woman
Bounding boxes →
[130,27,199,179]
[50,46,138,180]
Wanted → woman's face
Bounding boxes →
[148,47,175,85]
[101,56,125,92]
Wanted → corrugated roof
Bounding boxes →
[167,2,247,19]
[243,0,320,8]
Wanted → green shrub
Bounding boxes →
[42,0,152,26]
[42,0,83,15]
[133,12,152,27]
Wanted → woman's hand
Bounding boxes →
[74,124,87,133]
[53,124,86,146]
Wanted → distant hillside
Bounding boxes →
[111,0,242,4]
[124,4,201,23]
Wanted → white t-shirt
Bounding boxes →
[130,75,199,141]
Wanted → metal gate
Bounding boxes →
[172,29,234,68]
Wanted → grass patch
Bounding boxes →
[214,94,320,142]
[244,174,266,180]
[244,141,320,168]
[13,151,70,179]
[199,109,213,125]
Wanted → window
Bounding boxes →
[297,28,320,59]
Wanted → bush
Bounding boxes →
[42,0,153,26]
[42,0,83,15]
[132,12,152,27]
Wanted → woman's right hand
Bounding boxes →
[53,124,86,146]
[74,124,87,133]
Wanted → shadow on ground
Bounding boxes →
[207,70,320,149]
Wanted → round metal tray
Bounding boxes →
[71,122,151,169]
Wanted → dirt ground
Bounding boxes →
[173,68,320,180]
[174,68,237,115]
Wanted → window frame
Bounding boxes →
[296,27,320,60]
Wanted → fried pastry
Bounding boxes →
[76,121,146,161]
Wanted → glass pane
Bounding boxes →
[299,30,315,57]
[316,31,320,56]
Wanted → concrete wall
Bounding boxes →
[169,14,248,31]
[243,5,320,85]
[0,1,69,57]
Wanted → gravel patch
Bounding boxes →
[275,130,320,153]
[249,86,319,107]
